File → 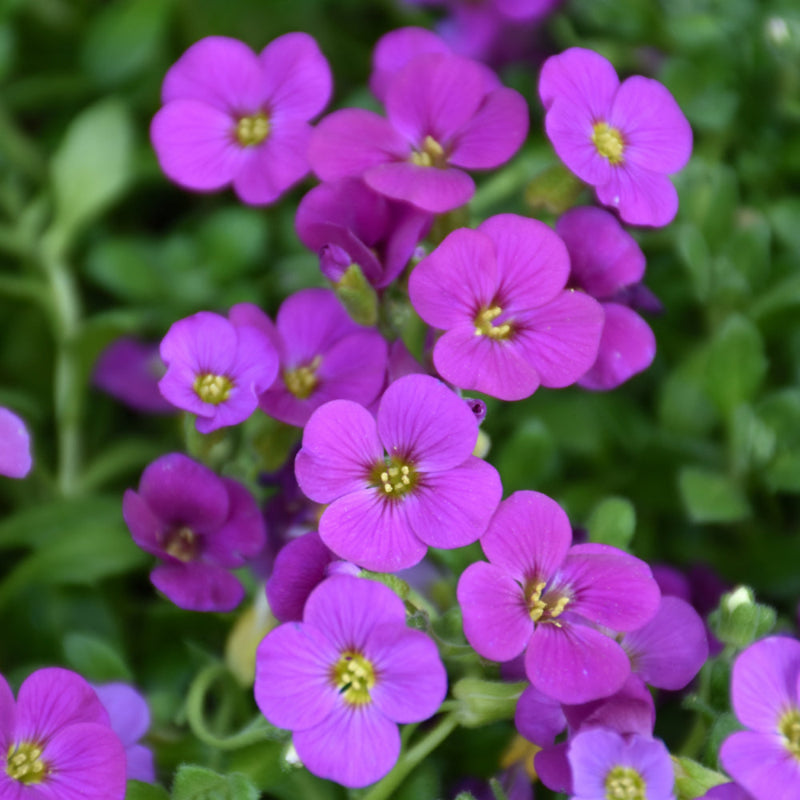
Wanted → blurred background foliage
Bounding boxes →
[0,0,799,796]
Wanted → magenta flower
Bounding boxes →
[230,290,388,428]
[699,785,755,800]
[409,214,604,401]
[556,206,657,390]
[720,636,800,800]
[159,309,278,433]
[295,178,432,288]
[568,729,675,800]
[0,406,32,479]
[151,34,332,205]
[309,51,528,213]
[123,453,266,611]
[457,491,661,703]
[93,683,155,783]
[255,575,447,788]
[0,667,126,799]
[540,47,692,227]
[295,374,502,572]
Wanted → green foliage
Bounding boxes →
[586,496,636,550]
[171,766,260,800]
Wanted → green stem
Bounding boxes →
[362,712,459,800]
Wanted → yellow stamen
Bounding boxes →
[194,373,233,405]
[5,742,47,785]
[527,580,570,624]
[410,135,447,168]
[284,355,322,400]
[604,766,645,800]
[235,112,270,147]
[162,526,197,562]
[474,306,512,340]
[779,708,800,759]
[592,122,625,165]
[332,651,376,706]
[372,458,417,499]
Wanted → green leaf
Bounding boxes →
[126,781,169,800]
[586,497,636,550]
[672,756,728,800]
[678,466,750,523]
[63,632,132,682]
[452,678,526,728]
[171,766,260,800]
[493,418,557,493]
[50,99,133,245]
[676,223,711,301]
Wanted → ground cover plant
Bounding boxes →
[1,0,800,798]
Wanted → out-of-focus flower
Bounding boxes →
[0,406,32,479]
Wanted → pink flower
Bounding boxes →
[0,406,32,479]
[151,34,332,205]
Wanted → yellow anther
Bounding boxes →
[604,766,645,800]
[5,742,47,785]
[332,651,376,706]
[410,135,447,168]
[373,456,418,498]
[780,709,800,759]
[284,355,322,400]
[163,526,197,562]
[194,373,233,405]
[474,306,513,340]
[235,112,270,147]
[592,122,625,165]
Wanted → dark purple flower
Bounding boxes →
[556,206,656,390]
[457,491,661,703]
[151,34,332,205]
[255,575,447,788]
[409,214,604,401]
[123,453,266,611]
[309,52,528,213]
[720,636,800,800]
[295,374,502,572]
[0,406,32,479]
[0,668,126,799]
[540,47,692,227]
[159,309,279,433]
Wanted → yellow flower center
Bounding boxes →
[779,708,800,759]
[284,356,322,400]
[332,651,376,706]
[527,580,570,625]
[5,742,47,785]
[604,766,645,800]
[194,373,233,405]
[370,457,418,499]
[235,112,270,147]
[410,135,447,168]
[474,306,512,340]
[162,525,197,562]
[592,122,625,165]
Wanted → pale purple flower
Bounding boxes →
[568,729,675,800]
[0,406,31,479]
[255,575,447,788]
[159,309,279,433]
[556,206,657,390]
[230,291,388,428]
[457,490,661,703]
[123,453,266,611]
[93,683,155,783]
[295,178,432,288]
[720,636,800,800]
[309,52,528,213]
[295,374,502,572]
[151,34,332,205]
[0,667,126,799]
[540,47,692,227]
[409,214,604,401]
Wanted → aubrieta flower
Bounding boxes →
[309,51,528,213]
[0,406,32,479]
[568,729,675,800]
[295,374,502,572]
[720,636,800,800]
[255,575,447,788]
[295,177,432,288]
[408,213,604,401]
[151,34,332,205]
[698,785,754,800]
[556,206,657,391]
[159,309,279,433]
[457,490,661,703]
[540,47,692,227]
[123,453,266,611]
[230,290,388,428]
[0,667,126,799]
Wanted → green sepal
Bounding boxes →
[333,263,379,327]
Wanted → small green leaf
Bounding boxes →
[63,632,132,683]
[678,466,750,523]
[125,781,169,800]
[171,766,259,800]
[453,678,526,728]
[586,496,636,550]
[672,756,729,800]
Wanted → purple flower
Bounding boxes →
[254,575,447,788]
[123,453,266,611]
[556,206,657,390]
[720,636,800,800]
[295,178,432,288]
[295,374,502,572]
[159,309,279,433]
[699,785,755,800]
[540,47,692,227]
[93,683,155,783]
[151,34,332,205]
[230,291,388,428]
[409,214,604,401]
[309,52,528,213]
[457,490,661,703]
[0,406,32,479]
[93,337,175,414]
[568,729,675,800]
[0,667,126,799]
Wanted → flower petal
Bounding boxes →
[365,161,475,213]
[595,166,679,228]
[721,730,800,800]
[150,562,244,612]
[0,407,32,479]
[538,47,619,114]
